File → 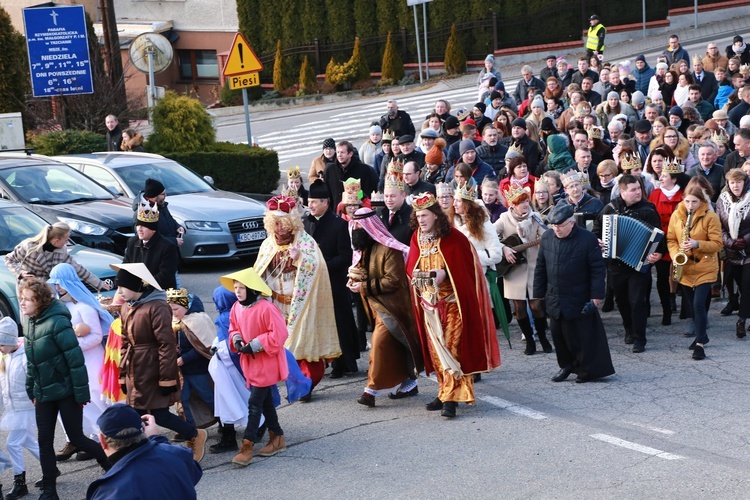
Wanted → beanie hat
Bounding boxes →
[369,125,382,136]
[474,102,487,113]
[490,90,502,101]
[485,54,495,63]
[650,90,663,101]
[540,117,557,132]
[425,138,446,165]
[607,91,619,101]
[323,138,335,149]
[635,55,646,64]
[459,139,476,155]
[656,62,669,71]
[734,35,744,44]
[669,106,683,118]
[444,115,460,129]
[631,91,646,106]
[531,96,544,110]
[512,117,527,130]
[0,317,18,347]
[494,81,505,92]
[143,178,164,198]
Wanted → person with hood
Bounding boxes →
[631,55,655,95]
[113,262,208,463]
[47,263,113,463]
[727,35,750,66]
[667,184,722,360]
[0,317,40,499]
[477,54,503,102]
[224,268,289,467]
[546,135,577,173]
[20,278,109,499]
[359,125,382,170]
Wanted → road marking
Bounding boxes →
[590,433,685,460]
[478,395,548,420]
[621,420,675,435]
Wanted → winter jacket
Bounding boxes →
[648,187,684,261]
[476,142,509,177]
[667,202,722,288]
[562,193,604,215]
[714,84,735,111]
[716,185,750,266]
[5,241,102,289]
[631,64,655,94]
[1,341,33,413]
[534,224,605,320]
[86,435,201,500]
[122,232,178,290]
[25,300,90,404]
[663,45,690,66]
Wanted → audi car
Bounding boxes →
[0,153,134,254]
[0,200,120,323]
[54,152,268,262]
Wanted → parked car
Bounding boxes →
[54,152,269,262]
[0,200,120,322]
[0,153,134,254]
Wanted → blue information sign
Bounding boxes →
[23,5,94,97]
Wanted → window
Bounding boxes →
[178,50,219,80]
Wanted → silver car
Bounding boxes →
[54,152,268,262]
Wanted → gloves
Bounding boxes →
[232,336,244,352]
[731,239,746,250]
[160,385,177,396]
[239,342,255,354]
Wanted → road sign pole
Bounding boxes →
[412,5,423,83]
[423,2,430,79]
[242,88,253,147]
[147,47,156,122]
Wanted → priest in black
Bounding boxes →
[303,180,360,377]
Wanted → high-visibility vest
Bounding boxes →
[586,23,605,52]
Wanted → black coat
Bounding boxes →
[476,142,509,177]
[406,179,436,197]
[696,71,719,104]
[398,150,426,169]
[303,210,359,369]
[123,232,178,290]
[378,203,413,246]
[379,110,416,138]
[324,158,378,208]
[106,125,123,152]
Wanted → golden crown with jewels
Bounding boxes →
[454,181,477,201]
[505,185,530,205]
[286,166,301,180]
[620,153,642,171]
[137,196,159,224]
[662,157,683,174]
[587,126,603,140]
[412,192,437,210]
[711,130,728,144]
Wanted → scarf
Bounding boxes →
[510,172,530,187]
[509,208,533,241]
[722,190,750,239]
[660,184,680,199]
[600,178,616,188]
[733,43,747,55]
[350,207,410,261]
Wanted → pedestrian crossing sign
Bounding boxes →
[222,33,263,77]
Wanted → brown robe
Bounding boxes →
[119,294,180,410]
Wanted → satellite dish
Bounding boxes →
[129,33,173,74]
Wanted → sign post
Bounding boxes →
[222,33,263,147]
[22,5,93,97]
[406,0,433,82]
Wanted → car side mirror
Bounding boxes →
[204,176,214,186]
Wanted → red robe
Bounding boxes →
[406,227,501,375]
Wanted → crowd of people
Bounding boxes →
[3,27,750,499]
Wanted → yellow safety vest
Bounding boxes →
[586,23,605,52]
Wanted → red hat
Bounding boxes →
[266,195,296,215]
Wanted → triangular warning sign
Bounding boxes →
[222,33,263,76]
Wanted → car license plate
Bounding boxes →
[236,230,266,242]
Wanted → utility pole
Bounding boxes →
[99,0,127,113]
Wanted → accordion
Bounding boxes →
[601,214,664,272]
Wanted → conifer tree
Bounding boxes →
[444,24,466,75]
[0,7,29,114]
[299,56,317,90]
[350,37,370,82]
[381,32,404,82]
[273,40,287,91]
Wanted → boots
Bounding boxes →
[737,318,747,338]
[722,295,740,316]
[257,430,286,457]
[661,303,672,326]
[186,428,208,463]
[6,472,27,499]
[518,317,535,355]
[670,293,678,312]
[209,424,238,453]
[535,316,552,353]
[602,289,615,312]
[54,442,77,462]
[34,468,59,489]
[232,439,254,467]
[38,478,58,500]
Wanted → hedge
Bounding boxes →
[27,129,107,155]
[162,143,280,194]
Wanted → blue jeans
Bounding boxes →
[682,283,711,344]
[180,373,215,427]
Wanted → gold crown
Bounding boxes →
[692,54,703,64]
[454,181,477,201]
[662,157,683,174]
[166,287,189,307]
[342,191,362,205]
[370,191,385,203]
[435,182,454,197]
[741,64,750,76]
[560,169,583,187]
[574,103,591,117]
[287,166,301,180]
[386,158,403,175]
[507,142,523,157]
[382,130,394,142]
[505,185,530,205]
[534,178,550,192]
[281,186,299,200]
[620,153,642,170]
[711,130,728,144]
[137,196,159,224]
[456,108,471,121]
[412,192,437,211]
[587,126,603,140]
[384,174,405,191]
[342,177,362,195]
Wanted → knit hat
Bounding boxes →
[613,113,628,123]
[485,54,495,63]
[459,139,476,155]
[97,404,144,439]
[734,35,744,44]
[369,125,382,136]
[540,117,557,132]
[143,178,164,198]
[444,115,460,129]
[531,96,544,110]
[650,90,663,101]
[474,102,487,114]
[669,106,683,118]
[607,91,619,101]
[425,138,446,165]
[490,90,502,101]
[323,138,335,149]
[656,62,669,71]
[635,55,646,64]
[631,91,646,106]
[512,118,527,130]
[0,317,18,347]
[494,81,505,92]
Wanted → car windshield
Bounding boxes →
[0,164,114,204]
[0,205,48,254]
[114,160,214,196]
